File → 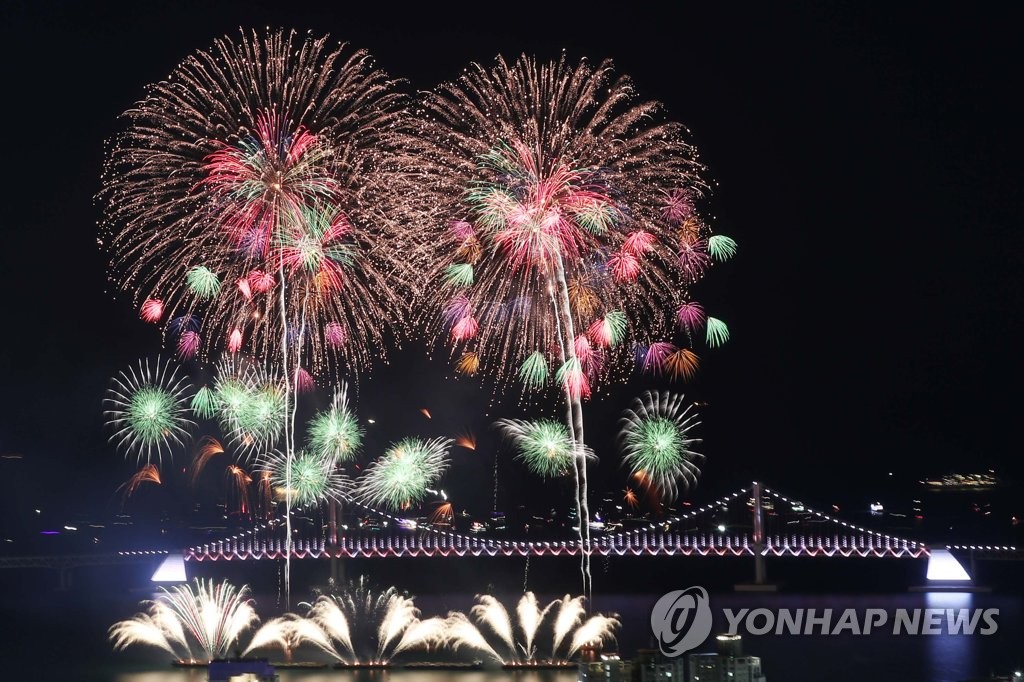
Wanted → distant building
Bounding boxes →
[579,654,634,682]
[687,634,766,682]
[634,648,686,682]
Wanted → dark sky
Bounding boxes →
[0,1,1021,523]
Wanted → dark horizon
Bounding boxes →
[1,2,1021,529]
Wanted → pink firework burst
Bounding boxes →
[325,322,346,348]
[451,316,479,341]
[678,239,711,279]
[444,295,473,326]
[641,341,677,376]
[247,270,275,294]
[237,277,253,300]
[676,301,706,332]
[140,299,164,323]
[177,330,201,359]
[574,334,604,377]
[449,220,476,241]
[609,250,642,282]
[227,328,243,353]
[293,367,315,393]
[661,188,696,224]
[622,230,657,255]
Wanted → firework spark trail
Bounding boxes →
[567,614,620,657]
[516,592,552,659]
[243,615,337,661]
[442,612,503,664]
[470,595,515,657]
[189,437,226,486]
[304,579,440,664]
[305,598,355,661]
[117,464,161,502]
[551,594,585,656]
[448,593,618,664]
[619,391,703,501]
[226,465,252,514]
[109,613,177,656]
[111,579,258,661]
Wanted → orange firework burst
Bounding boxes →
[189,437,225,486]
[455,431,477,451]
[420,408,432,420]
[623,487,639,510]
[226,465,252,514]
[430,501,454,525]
[118,464,162,501]
[456,352,480,375]
[664,348,700,381]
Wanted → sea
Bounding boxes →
[3,555,1022,682]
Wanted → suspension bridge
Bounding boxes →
[8,482,1018,586]
[160,482,1017,587]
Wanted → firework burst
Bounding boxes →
[110,579,258,661]
[306,387,363,464]
[356,437,451,510]
[496,419,592,479]
[104,357,194,464]
[618,391,703,501]
[409,54,734,394]
[262,449,350,507]
[99,29,416,377]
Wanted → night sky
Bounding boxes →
[1,2,1021,525]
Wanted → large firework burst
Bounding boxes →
[618,391,703,501]
[356,437,451,510]
[104,357,194,464]
[409,54,735,394]
[99,29,415,376]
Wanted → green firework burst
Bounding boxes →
[186,265,221,298]
[619,391,703,501]
[266,450,349,507]
[307,389,363,464]
[518,351,549,389]
[707,235,738,262]
[705,317,729,347]
[105,357,194,463]
[497,418,575,479]
[443,263,475,287]
[356,437,451,510]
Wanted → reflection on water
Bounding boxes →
[924,592,978,682]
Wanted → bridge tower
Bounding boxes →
[328,499,345,584]
[752,481,767,585]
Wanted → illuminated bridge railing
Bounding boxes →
[185,531,927,561]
